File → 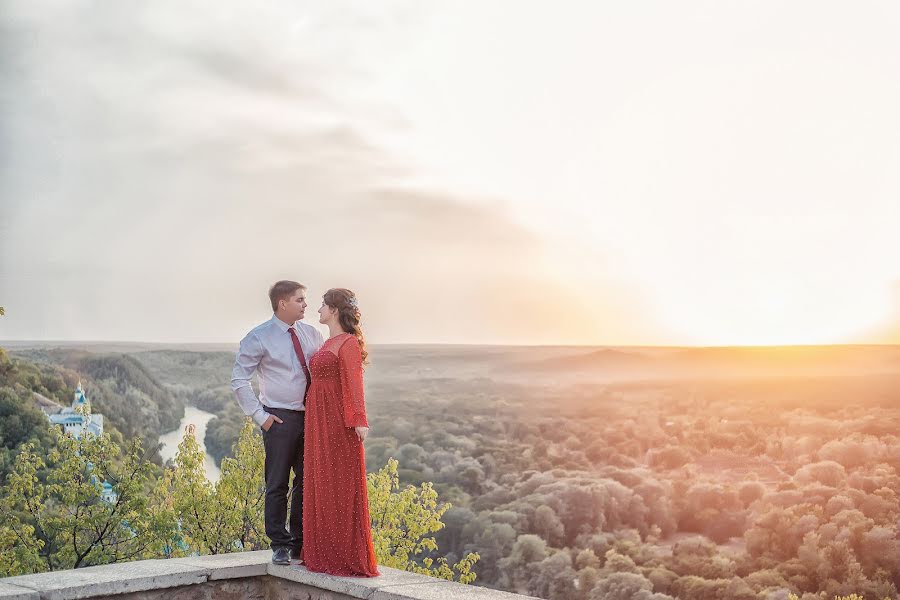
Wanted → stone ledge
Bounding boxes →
[268,561,433,597]
[0,581,40,600]
[373,582,534,600]
[2,559,208,600]
[170,550,270,580]
[0,552,539,600]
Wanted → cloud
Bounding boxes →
[0,1,664,345]
[362,188,539,247]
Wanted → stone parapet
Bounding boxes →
[0,552,539,600]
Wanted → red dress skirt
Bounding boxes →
[301,333,379,577]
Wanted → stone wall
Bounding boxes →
[0,551,539,600]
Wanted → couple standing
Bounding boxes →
[231,280,379,577]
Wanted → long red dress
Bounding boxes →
[301,333,379,577]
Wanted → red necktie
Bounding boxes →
[289,328,312,401]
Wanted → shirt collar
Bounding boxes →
[271,314,296,333]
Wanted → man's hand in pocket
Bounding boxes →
[262,414,284,432]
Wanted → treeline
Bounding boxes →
[127,348,900,599]
[359,374,900,600]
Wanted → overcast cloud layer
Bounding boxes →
[2,1,899,345]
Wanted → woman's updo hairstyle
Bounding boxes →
[323,288,368,365]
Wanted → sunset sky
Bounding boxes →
[2,1,899,346]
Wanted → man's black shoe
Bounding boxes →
[272,547,290,565]
[290,547,302,561]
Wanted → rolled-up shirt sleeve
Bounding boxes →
[231,332,269,426]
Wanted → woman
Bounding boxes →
[301,288,379,577]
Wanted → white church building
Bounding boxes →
[40,382,116,503]
[45,381,104,438]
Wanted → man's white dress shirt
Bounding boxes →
[231,315,326,426]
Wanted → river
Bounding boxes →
[158,405,221,482]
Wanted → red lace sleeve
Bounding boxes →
[338,336,368,428]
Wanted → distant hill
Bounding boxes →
[9,348,184,445]
[131,350,235,390]
[0,348,66,480]
[0,340,237,353]
[531,347,655,369]
[520,344,900,381]
[129,350,242,467]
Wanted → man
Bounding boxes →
[231,280,324,565]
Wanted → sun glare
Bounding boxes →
[654,281,893,346]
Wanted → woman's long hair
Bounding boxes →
[323,288,368,365]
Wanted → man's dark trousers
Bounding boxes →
[262,406,305,552]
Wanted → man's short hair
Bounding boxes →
[269,280,306,312]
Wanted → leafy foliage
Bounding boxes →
[0,410,473,585]
[5,344,899,599]
[154,420,266,555]
[0,404,167,572]
[369,458,479,583]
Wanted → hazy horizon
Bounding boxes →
[3,1,900,346]
[3,337,899,351]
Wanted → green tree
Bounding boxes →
[160,424,241,555]
[0,405,172,575]
[498,534,549,592]
[216,420,267,550]
[368,457,479,583]
[0,386,56,481]
[1,410,479,585]
[157,419,268,555]
[0,448,44,575]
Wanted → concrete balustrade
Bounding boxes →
[0,552,540,600]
